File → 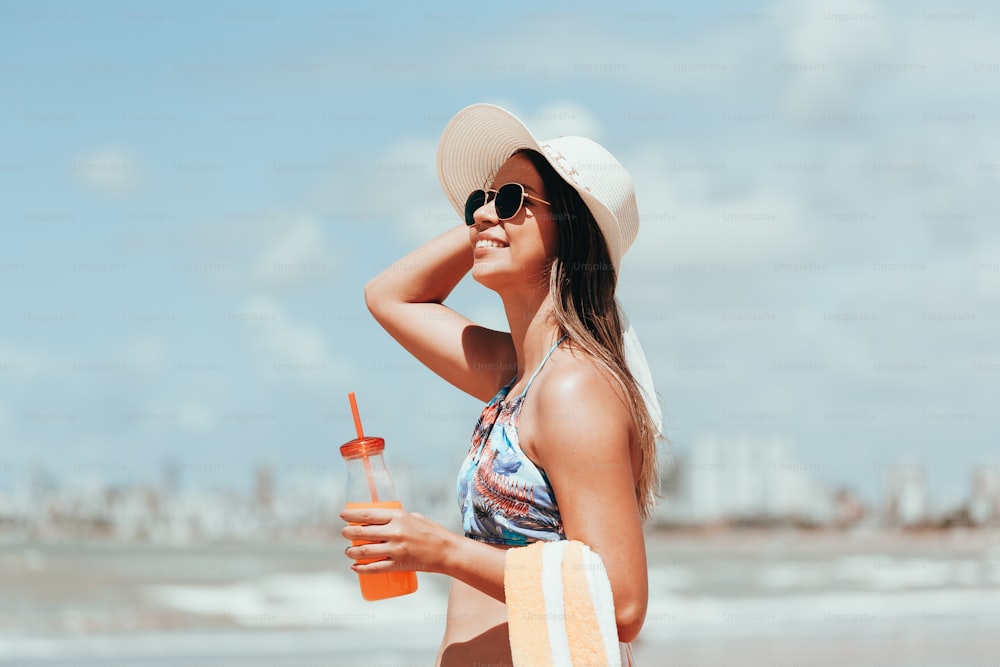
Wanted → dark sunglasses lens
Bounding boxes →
[495,184,524,220]
[464,190,487,225]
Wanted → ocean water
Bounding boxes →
[2,531,999,666]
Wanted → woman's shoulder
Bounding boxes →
[526,343,635,470]
[532,344,631,426]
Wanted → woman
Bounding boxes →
[341,103,662,666]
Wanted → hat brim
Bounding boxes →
[437,104,541,219]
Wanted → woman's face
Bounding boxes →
[468,152,558,293]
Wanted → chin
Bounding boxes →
[471,262,507,291]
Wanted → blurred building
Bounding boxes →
[884,461,928,526]
[968,464,1000,525]
[161,460,180,496]
[255,464,274,511]
[654,435,835,527]
[831,487,868,528]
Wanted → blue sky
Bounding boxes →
[2,0,997,511]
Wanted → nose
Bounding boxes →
[471,195,500,227]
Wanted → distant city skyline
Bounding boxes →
[4,433,999,545]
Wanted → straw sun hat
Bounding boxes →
[435,103,661,436]
[436,103,639,274]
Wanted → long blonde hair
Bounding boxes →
[518,149,662,521]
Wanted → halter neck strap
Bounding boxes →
[519,335,568,399]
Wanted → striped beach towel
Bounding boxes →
[505,540,633,666]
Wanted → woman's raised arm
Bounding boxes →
[364,224,515,402]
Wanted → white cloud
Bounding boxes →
[127,401,218,433]
[243,297,347,388]
[200,215,340,293]
[502,100,605,142]
[363,137,456,242]
[973,247,1000,298]
[122,339,165,374]
[248,216,340,290]
[176,402,218,432]
[624,146,816,272]
[472,30,749,98]
[72,147,143,195]
[777,0,891,117]
[0,339,42,375]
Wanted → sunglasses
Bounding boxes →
[464,183,551,226]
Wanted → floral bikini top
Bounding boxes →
[456,336,568,547]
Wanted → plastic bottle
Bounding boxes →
[340,436,419,601]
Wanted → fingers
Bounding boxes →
[340,507,397,525]
[344,541,390,563]
[344,543,416,573]
[341,521,396,543]
[351,558,401,574]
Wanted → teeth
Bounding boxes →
[476,239,507,249]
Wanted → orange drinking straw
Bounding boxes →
[347,392,380,502]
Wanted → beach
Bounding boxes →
[2,528,999,666]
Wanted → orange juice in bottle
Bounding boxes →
[340,435,419,601]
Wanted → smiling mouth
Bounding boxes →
[475,239,508,249]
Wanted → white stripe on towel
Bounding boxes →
[541,541,571,665]
[581,544,622,667]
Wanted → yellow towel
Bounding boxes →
[505,540,630,666]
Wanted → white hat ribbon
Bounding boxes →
[619,305,662,438]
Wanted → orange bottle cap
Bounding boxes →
[340,436,385,460]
